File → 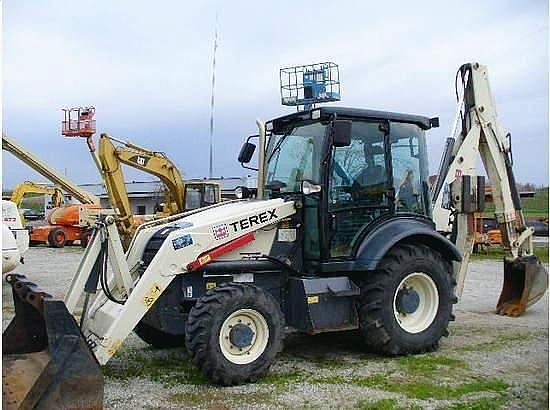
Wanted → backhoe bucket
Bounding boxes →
[497,256,549,317]
[2,274,103,409]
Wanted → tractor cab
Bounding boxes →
[240,106,438,268]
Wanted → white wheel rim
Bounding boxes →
[393,272,439,334]
[219,308,269,365]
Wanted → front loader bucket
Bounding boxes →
[496,256,549,317]
[2,274,103,409]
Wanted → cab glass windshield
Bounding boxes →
[264,122,326,196]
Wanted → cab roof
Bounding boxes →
[270,106,437,132]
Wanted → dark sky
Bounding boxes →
[2,0,548,189]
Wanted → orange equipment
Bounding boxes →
[29,204,102,248]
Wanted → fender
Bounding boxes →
[354,215,462,271]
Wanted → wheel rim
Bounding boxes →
[219,308,269,365]
[393,272,439,334]
[55,232,64,243]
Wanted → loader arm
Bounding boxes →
[432,63,548,316]
[67,198,295,364]
[2,134,100,205]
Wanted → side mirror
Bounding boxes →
[238,142,256,164]
[332,120,352,147]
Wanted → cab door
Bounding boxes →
[326,121,392,257]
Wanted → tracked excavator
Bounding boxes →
[3,63,547,408]
[9,181,64,211]
[61,108,221,246]
[92,133,221,245]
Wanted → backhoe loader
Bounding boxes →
[3,62,547,408]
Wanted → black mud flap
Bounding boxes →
[2,274,103,409]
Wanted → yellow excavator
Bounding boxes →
[96,133,221,244]
[9,181,64,211]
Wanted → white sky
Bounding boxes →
[2,0,548,188]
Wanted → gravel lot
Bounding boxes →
[3,247,549,409]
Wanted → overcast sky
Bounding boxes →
[2,0,548,189]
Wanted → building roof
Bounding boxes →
[78,177,253,198]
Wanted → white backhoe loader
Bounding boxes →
[2,62,547,409]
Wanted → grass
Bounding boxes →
[484,187,549,219]
[103,350,207,386]
[442,395,508,410]
[396,355,468,375]
[456,330,546,353]
[472,246,548,262]
[354,398,414,410]
[312,374,509,400]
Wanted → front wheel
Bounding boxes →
[48,228,66,248]
[359,244,456,355]
[185,283,284,385]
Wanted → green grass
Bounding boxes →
[397,355,468,375]
[103,350,207,386]
[312,374,509,400]
[443,395,508,410]
[256,370,305,386]
[472,246,548,262]
[484,187,548,219]
[457,330,546,353]
[521,187,549,218]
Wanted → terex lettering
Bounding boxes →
[229,209,278,232]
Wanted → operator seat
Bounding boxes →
[354,165,385,186]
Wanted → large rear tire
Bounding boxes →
[359,244,455,355]
[48,228,66,248]
[185,283,284,386]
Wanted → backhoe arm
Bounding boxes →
[432,63,548,316]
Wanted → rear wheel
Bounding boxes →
[48,228,66,248]
[185,283,284,385]
[359,244,455,355]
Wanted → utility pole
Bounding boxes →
[209,14,218,179]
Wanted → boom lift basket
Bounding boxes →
[62,107,96,138]
[280,62,340,110]
[2,274,103,409]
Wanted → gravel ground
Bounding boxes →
[3,247,549,409]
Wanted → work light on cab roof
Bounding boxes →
[280,62,340,110]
